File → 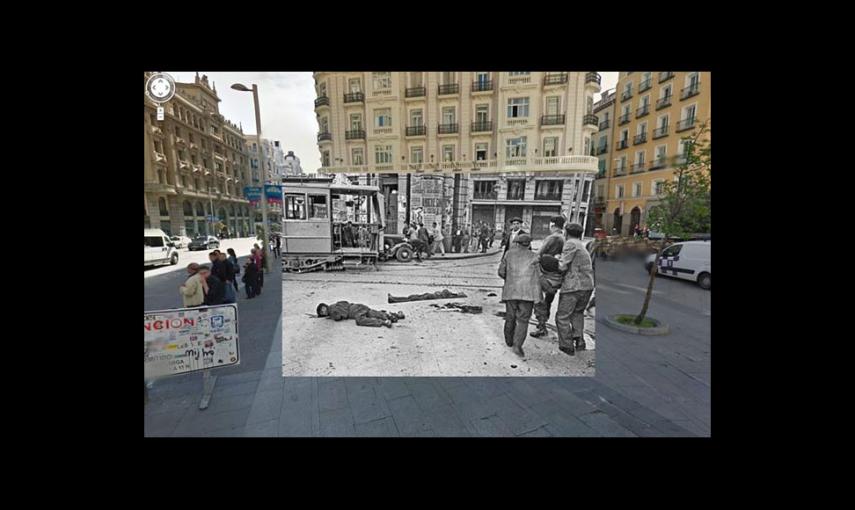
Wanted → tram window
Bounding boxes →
[309,195,328,219]
[284,193,306,220]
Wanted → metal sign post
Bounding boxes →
[199,370,217,410]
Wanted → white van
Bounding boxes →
[144,229,179,267]
[645,240,710,290]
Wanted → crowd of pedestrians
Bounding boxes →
[179,245,269,307]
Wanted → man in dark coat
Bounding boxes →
[531,216,566,338]
[198,265,225,306]
[503,217,527,254]
[417,223,432,258]
[480,223,490,253]
[316,301,404,328]
[342,221,355,247]
[497,234,541,357]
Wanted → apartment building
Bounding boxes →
[313,71,600,238]
[282,150,303,176]
[144,72,253,237]
[591,88,616,232]
[606,71,710,235]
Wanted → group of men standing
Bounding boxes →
[497,215,594,358]
[340,221,372,249]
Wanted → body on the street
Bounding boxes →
[498,233,541,357]
[316,301,404,328]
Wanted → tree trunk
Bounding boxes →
[635,247,660,324]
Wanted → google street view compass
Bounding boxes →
[145,72,176,120]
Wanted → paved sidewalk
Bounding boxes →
[145,258,710,437]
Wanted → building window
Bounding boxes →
[681,104,697,123]
[617,185,624,198]
[620,129,629,144]
[411,146,423,164]
[475,72,489,84]
[409,72,423,87]
[348,78,362,93]
[158,198,169,216]
[583,180,591,201]
[322,151,330,167]
[475,104,489,123]
[372,72,391,91]
[584,137,591,156]
[309,194,328,219]
[506,179,526,200]
[661,84,672,100]
[474,180,496,199]
[623,81,632,95]
[658,114,669,130]
[375,108,391,127]
[535,180,562,200]
[598,159,606,174]
[635,151,645,166]
[507,97,530,118]
[375,145,392,164]
[410,109,423,126]
[637,122,647,136]
[543,137,557,157]
[350,114,362,130]
[441,71,456,84]
[318,82,327,97]
[654,181,665,196]
[442,107,456,124]
[633,182,642,197]
[442,145,455,162]
[655,145,667,164]
[506,136,527,157]
[475,143,488,161]
[640,95,650,109]
[545,96,560,115]
[284,194,307,220]
[352,148,364,165]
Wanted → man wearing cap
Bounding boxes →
[530,215,567,338]
[503,217,527,254]
[498,233,541,358]
[555,222,595,356]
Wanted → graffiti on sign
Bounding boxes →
[144,304,239,378]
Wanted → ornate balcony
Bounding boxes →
[543,73,568,86]
[659,72,674,83]
[638,78,652,92]
[599,119,610,130]
[630,162,646,173]
[636,105,650,118]
[583,114,599,128]
[621,89,633,101]
[656,95,672,110]
[675,117,696,132]
[471,121,493,133]
[681,83,700,100]
[541,114,566,126]
[586,72,602,86]
[438,83,459,95]
[406,125,426,137]
[404,87,425,98]
[616,140,630,150]
[472,80,493,92]
[653,126,669,139]
[437,123,459,134]
[634,133,647,145]
[343,92,364,103]
[314,96,330,108]
[619,113,631,125]
[317,131,332,142]
[345,129,365,140]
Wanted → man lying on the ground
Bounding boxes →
[387,288,467,303]
[316,302,405,328]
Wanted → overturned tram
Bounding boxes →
[280,176,385,273]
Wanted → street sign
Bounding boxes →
[144,304,240,379]
[265,184,282,205]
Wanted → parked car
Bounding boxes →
[380,233,415,262]
[169,235,192,249]
[188,235,220,251]
[645,240,710,290]
[144,229,179,267]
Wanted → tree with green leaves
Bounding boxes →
[635,120,711,325]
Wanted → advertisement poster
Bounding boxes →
[144,304,239,379]
[244,186,262,207]
[265,184,283,205]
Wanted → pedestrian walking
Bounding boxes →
[179,263,205,307]
[418,222,432,258]
[274,235,282,258]
[488,226,495,248]
[218,252,236,303]
[452,226,462,253]
[242,258,258,298]
[530,216,566,338]
[460,226,469,253]
[198,265,225,306]
[480,223,490,253]
[209,250,227,283]
[226,248,240,293]
[555,222,595,356]
[431,222,445,256]
[498,233,541,358]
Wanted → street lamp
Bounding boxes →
[231,82,272,270]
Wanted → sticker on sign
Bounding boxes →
[144,304,239,379]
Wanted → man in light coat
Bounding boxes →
[179,263,205,307]
[555,222,595,356]
[498,234,542,358]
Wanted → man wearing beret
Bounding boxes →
[555,222,595,356]
[530,215,567,338]
[498,233,541,357]
[502,217,527,254]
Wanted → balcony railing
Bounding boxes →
[586,72,602,85]
[634,133,647,145]
[659,72,674,83]
[619,113,631,125]
[653,126,669,139]
[345,129,365,140]
[638,78,652,92]
[583,113,599,127]
[534,192,563,201]
[681,83,700,100]
[321,155,598,174]
[614,167,627,176]
[317,132,332,142]
[621,89,633,101]
[596,145,608,155]
[438,123,459,134]
[675,117,696,132]
[438,83,459,95]
[617,140,629,150]
[636,105,650,118]
[506,191,525,200]
[471,80,493,92]
[507,74,532,85]
[656,95,672,110]
[404,87,425,98]
[650,158,667,170]
[471,121,493,132]
[541,114,566,126]
[630,162,646,173]
[544,73,568,86]
[599,119,610,130]
[343,92,364,103]
[406,125,426,136]
[314,96,330,108]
